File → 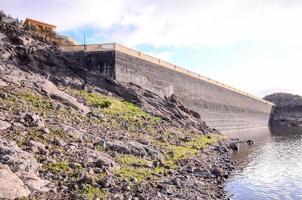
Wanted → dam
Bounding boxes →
[61,43,274,133]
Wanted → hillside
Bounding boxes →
[264,93,302,127]
[0,12,234,200]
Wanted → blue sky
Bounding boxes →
[2,0,302,97]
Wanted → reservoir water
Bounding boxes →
[225,127,302,200]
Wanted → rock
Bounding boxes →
[229,142,239,151]
[24,112,45,128]
[0,120,11,131]
[41,80,90,114]
[69,162,82,169]
[246,139,254,145]
[105,140,163,160]
[40,127,50,134]
[211,168,222,177]
[0,141,40,172]
[0,50,11,61]
[0,91,8,99]
[98,175,114,188]
[77,148,119,170]
[264,93,302,127]
[50,137,65,147]
[89,111,105,119]
[78,171,94,185]
[0,141,50,192]
[0,164,30,199]
[0,79,7,87]
[171,178,181,187]
[15,36,32,46]
[130,176,138,183]
[61,124,84,141]
[28,140,47,154]
[16,171,50,192]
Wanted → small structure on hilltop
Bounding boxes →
[22,18,77,45]
[23,18,56,32]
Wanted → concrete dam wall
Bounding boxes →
[62,44,273,133]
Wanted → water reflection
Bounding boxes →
[225,127,302,200]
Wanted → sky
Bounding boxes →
[1,0,302,97]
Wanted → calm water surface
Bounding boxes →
[225,127,302,200]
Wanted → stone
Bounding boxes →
[28,140,47,154]
[41,80,90,114]
[78,171,94,185]
[0,164,30,199]
[0,50,11,61]
[24,112,45,128]
[50,137,65,147]
[69,162,82,169]
[264,93,302,127]
[130,176,138,183]
[16,171,50,192]
[229,142,239,151]
[98,175,114,188]
[246,139,254,145]
[77,148,120,170]
[89,111,105,119]
[40,127,50,134]
[0,141,40,172]
[61,124,84,141]
[0,91,8,99]
[0,120,11,131]
[211,168,222,177]
[105,140,163,160]
[171,178,181,187]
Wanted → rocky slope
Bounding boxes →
[264,93,302,127]
[0,11,234,200]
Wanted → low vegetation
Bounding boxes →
[114,154,166,182]
[47,161,71,173]
[77,184,108,200]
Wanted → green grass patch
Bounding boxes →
[114,154,166,182]
[114,166,165,182]
[78,184,107,200]
[70,89,161,132]
[117,154,150,166]
[47,161,71,173]
[187,135,220,150]
[155,134,221,169]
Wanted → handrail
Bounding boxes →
[60,43,274,106]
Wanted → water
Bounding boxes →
[225,127,302,200]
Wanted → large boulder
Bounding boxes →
[0,164,30,199]
[0,141,50,192]
[264,93,302,127]
[0,141,40,172]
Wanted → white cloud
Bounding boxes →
[3,0,302,47]
[1,0,302,96]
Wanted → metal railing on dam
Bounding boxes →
[60,43,274,106]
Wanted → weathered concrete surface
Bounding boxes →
[64,50,273,133]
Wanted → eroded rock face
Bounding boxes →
[0,164,31,199]
[264,93,302,127]
[0,141,50,193]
